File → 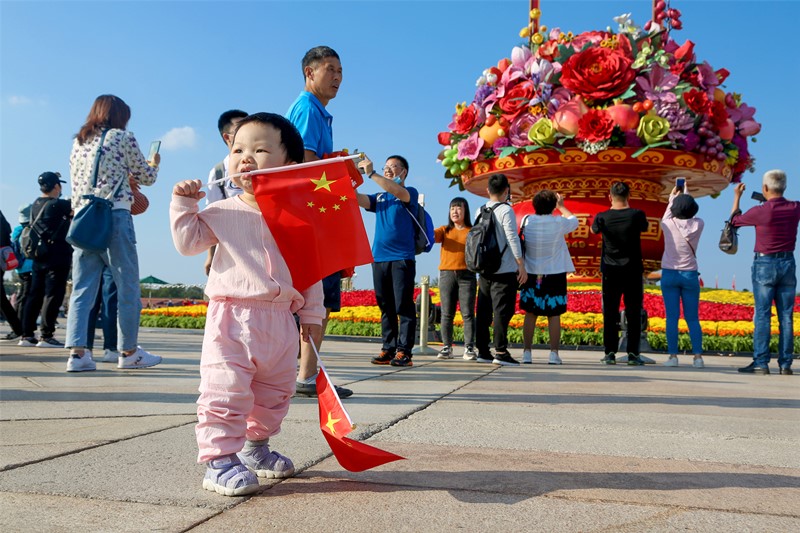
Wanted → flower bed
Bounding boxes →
[142,286,800,353]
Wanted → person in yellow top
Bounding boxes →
[434,197,477,360]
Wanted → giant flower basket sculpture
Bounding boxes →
[438,0,760,281]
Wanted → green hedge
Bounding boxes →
[140,316,799,353]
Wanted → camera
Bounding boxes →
[751,192,766,203]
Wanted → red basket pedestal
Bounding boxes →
[461,147,733,282]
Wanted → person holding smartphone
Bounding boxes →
[660,179,705,368]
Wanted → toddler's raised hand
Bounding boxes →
[173,179,206,200]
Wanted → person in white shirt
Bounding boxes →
[519,190,579,365]
[204,109,247,275]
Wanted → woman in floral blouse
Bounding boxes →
[64,94,162,373]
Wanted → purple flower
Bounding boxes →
[694,61,720,90]
[636,65,679,104]
[508,113,539,147]
[656,100,692,141]
[682,131,700,151]
[457,132,485,160]
[473,84,494,108]
[492,136,512,155]
[624,130,643,148]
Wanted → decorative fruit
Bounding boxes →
[553,97,588,135]
[607,103,640,131]
[479,123,504,146]
[718,118,735,141]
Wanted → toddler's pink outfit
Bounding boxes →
[170,195,324,462]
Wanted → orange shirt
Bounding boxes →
[434,225,470,271]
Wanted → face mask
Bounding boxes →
[392,177,402,185]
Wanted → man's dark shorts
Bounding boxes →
[322,271,342,312]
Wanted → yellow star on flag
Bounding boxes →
[307,201,315,208]
[339,195,348,201]
[311,172,335,192]
[319,206,327,213]
[325,412,341,435]
[333,204,341,211]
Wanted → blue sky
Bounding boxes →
[2,0,798,291]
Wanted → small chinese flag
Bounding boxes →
[316,367,405,472]
[253,159,373,291]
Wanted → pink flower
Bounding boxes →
[552,96,588,135]
[457,132,485,160]
[508,113,539,147]
[511,46,532,68]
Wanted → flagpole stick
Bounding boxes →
[413,275,438,355]
[213,153,365,186]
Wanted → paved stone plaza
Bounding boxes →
[0,327,798,532]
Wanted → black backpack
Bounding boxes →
[465,203,508,274]
[19,200,54,261]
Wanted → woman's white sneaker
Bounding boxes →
[102,349,120,363]
[118,347,162,369]
[521,350,532,364]
[66,353,96,372]
[663,356,679,367]
[548,352,562,365]
[692,357,705,368]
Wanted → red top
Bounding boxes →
[732,197,800,254]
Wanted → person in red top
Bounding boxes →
[730,169,800,375]
[433,197,476,360]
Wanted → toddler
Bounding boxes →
[170,113,324,496]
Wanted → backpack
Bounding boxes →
[403,202,435,254]
[19,199,58,261]
[10,228,25,262]
[465,203,509,274]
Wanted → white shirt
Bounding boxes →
[521,214,579,275]
[205,155,243,206]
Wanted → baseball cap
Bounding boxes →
[38,171,66,188]
[18,203,31,224]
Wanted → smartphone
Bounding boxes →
[751,191,766,203]
[148,140,161,160]
[675,178,685,192]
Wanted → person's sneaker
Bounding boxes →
[601,353,616,365]
[462,346,477,360]
[492,352,520,366]
[295,379,353,399]
[521,350,532,364]
[779,367,793,375]
[548,351,562,365]
[66,353,96,373]
[102,349,120,362]
[738,362,769,375]
[17,337,38,347]
[627,353,645,366]
[37,337,64,349]
[390,352,413,367]
[476,352,494,364]
[692,357,705,369]
[437,346,453,360]
[2,332,21,341]
[238,441,295,479]
[371,350,395,365]
[663,356,679,367]
[203,454,260,496]
[118,346,162,369]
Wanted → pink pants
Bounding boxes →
[196,298,298,463]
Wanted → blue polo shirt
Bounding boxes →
[286,91,333,158]
[367,187,419,262]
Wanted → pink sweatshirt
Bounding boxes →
[170,194,324,325]
[660,193,704,272]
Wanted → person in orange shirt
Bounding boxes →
[434,197,477,360]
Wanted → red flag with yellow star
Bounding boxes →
[252,159,372,291]
[316,367,405,472]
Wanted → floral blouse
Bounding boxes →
[69,129,157,211]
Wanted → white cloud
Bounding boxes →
[160,126,197,150]
[8,95,34,106]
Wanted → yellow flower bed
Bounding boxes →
[141,304,208,318]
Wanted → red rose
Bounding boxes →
[560,47,636,102]
[709,100,729,129]
[498,81,534,120]
[437,132,452,145]
[537,39,560,61]
[576,109,615,143]
[683,89,711,114]
[452,104,478,134]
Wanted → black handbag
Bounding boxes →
[66,130,121,252]
[718,210,741,255]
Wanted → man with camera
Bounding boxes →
[729,170,800,375]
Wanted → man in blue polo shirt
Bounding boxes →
[286,46,353,398]
[357,155,419,367]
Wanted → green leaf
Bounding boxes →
[618,85,637,100]
[633,140,672,158]
[523,144,541,152]
[498,146,520,158]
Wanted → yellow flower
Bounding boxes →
[528,117,557,146]
[637,113,670,144]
